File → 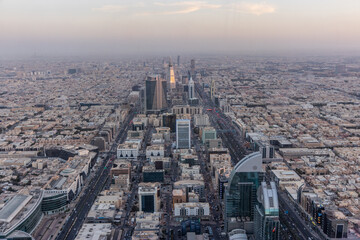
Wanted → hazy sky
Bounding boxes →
[1,0,360,56]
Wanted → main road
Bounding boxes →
[56,107,136,240]
[195,83,246,165]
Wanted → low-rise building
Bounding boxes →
[174,202,210,221]
[117,142,140,159]
[146,145,164,160]
[75,223,112,240]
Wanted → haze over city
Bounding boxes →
[1,0,360,56]
[1,1,360,240]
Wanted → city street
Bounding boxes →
[56,108,136,240]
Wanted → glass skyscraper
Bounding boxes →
[176,119,191,149]
[145,75,167,113]
[225,152,263,233]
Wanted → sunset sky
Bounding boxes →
[1,0,360,56]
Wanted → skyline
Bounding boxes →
[1,0,360,56]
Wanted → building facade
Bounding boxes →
[176,119,191,149]
[254,182,280,240]
[225,152,264,233]
[145,75,167,114]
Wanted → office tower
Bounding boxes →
[225,152,263,233]
[254,182,280,240]
[145,75,167,114]
[210,79,216,100]
[169,61,176,89]
[138,183,159,213]
[190,59,195,78]
[188,77,195,99]
[176,119,191,149]
[177,55,180,66]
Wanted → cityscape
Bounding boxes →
[1,0,360,240]
[1,55,359,240]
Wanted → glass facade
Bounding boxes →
[41,193,68,214]
[141,195,155,212]
[254,205,280,240]
[224,152,263,232]
[225,172,262,220]
[176,120,190,149]
[254,182,280,240]
[145,75,167,113]
[143,171,164,183]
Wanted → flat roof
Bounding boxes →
[0,194,32,223]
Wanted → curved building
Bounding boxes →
[228,229,248,240]
[41,191,68,215]
[225,152,263,233]
[0,190,43,238]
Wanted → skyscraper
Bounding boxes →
[225,152,263,233]
[145,75,167,114]
[177,55,180,66]
[188,77,195,99]
[176,119,191,149]
[169,61,176,89]
[254,182,280,240]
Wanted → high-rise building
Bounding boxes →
[190,59,196,78]
[138,183,159,213]
[145,75,167,114]
[169,61,176,89]
[254,182,280,240]
[225,152,264,233]
[188,77,195,99]
[176,119,191,149]
[177,55,180,66]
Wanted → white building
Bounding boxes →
[117,142,140,159]
[75,223,112,240]
[174,202,210,220]
[194,114,210,127]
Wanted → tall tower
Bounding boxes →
[177,55,180,66]
[188,77,195,99]
[145,75,167,113]
[169,60,176,89]
[224,152,263,233]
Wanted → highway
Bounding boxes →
[195,83,246,165]
[119,126,154,240]
[193,135,226,240]
[278,192,326,240]
[56,108,136,240]
[196,83,328,240]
